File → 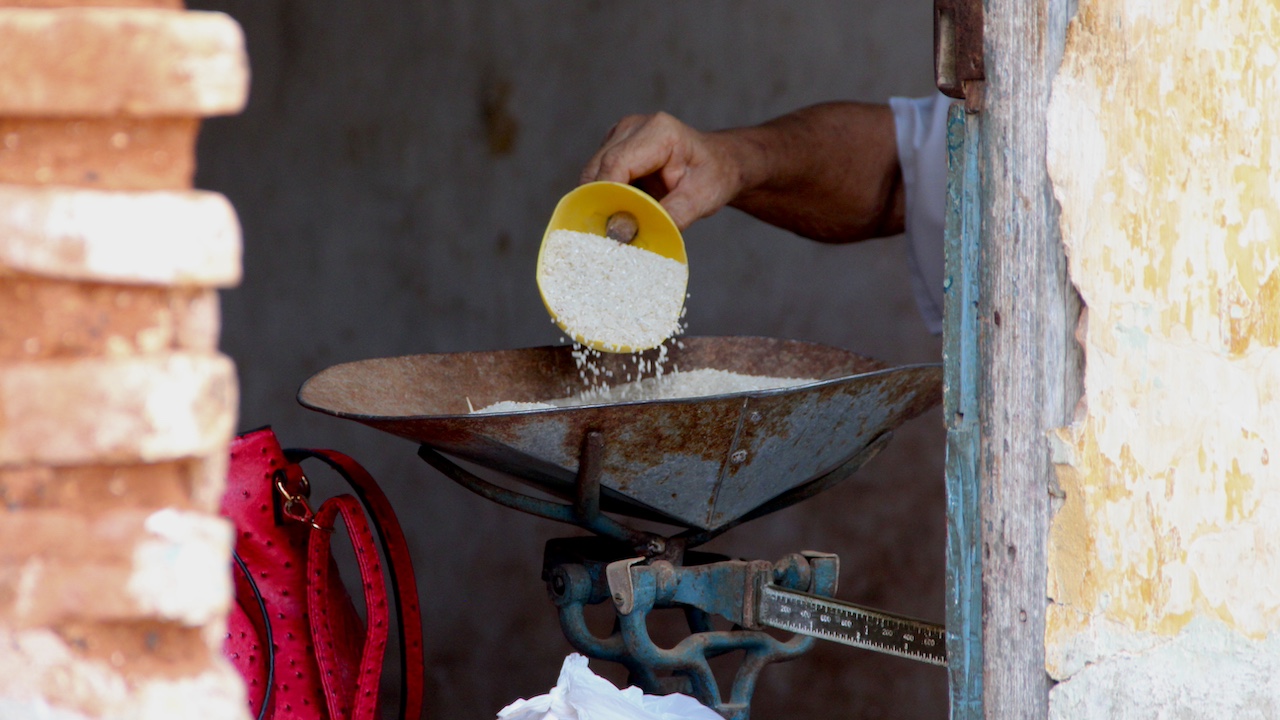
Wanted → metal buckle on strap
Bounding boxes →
[274,472,332,532]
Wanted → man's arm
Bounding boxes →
[581,102,904,243]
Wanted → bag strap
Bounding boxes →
[232,550,275,720]
[308,496,391,720]
[286,448,426,720]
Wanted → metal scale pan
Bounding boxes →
[301,336,948,717]
[298,336,942,536]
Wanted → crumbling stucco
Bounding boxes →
[1047,618,1280,719]
[1046,0,1280,713]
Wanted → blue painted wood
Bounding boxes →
[943,102,983,720]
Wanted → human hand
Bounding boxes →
[580,112,750,231]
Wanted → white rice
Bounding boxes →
[539,229,688,352]
[473,400,556,413]
[472,368,817,413]
[560,368,815,405]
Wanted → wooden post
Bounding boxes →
[944,102,984,719]
[972,0,1083,717]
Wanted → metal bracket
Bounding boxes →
[801,550,840,592]
[935,0,985,102]
[605,556,645,615]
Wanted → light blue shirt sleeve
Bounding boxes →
[888,93,951,335]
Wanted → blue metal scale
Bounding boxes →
[299,336,946,719]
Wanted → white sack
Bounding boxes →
[496,654,722,720]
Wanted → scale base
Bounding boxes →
[542,537,839,720]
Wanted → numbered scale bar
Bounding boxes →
[757,585,947,667]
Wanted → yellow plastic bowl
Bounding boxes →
[537,181,688,353]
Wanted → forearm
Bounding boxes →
[717,102,905,243]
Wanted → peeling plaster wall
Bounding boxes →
[1046,0,1280,715]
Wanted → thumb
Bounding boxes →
[660,190,701,231]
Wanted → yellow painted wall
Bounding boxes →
[1046,0,1280,714]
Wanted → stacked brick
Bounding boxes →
[0,2,250,718]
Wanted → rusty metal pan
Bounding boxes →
[298,336,941,531]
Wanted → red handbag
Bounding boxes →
[220,427,425,720]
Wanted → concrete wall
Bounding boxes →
[1047,0,1280,716]
[190,2,944,718]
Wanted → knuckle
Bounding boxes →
[603,120,625,141]
[613,114,646,134]
[651,111,683,131]
[596,151,625,177]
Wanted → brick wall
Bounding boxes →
[0,3,250,717]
